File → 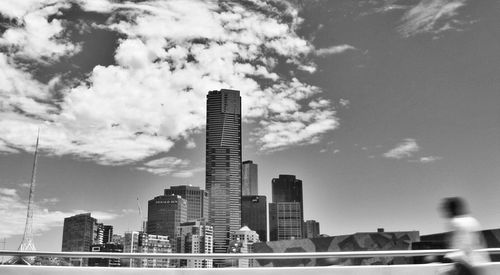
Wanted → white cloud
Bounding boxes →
[315,44,356,56]
[137,156,203,177]
[0,187,118,238]
[383,138,420,159]
[415,156,442,163]
[0,0,339,167]
[339,98,350,107]
[398,0,468,37]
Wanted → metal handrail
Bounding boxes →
[1,249,500,259]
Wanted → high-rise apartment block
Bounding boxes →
[241,195,267,242]
[164,185,208,222]
[269,175,304,241]
[147,194,187,248]
[205,89,242,254]
[304,220,320,239]
[123,231,171,268]
[231,226,260,267]
[176,221,214,268]
[242,160,258,196]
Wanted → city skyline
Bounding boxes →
[1,0,500,253]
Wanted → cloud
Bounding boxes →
[339,98,350,107]
[138,156,203,177]
[0,187,118,238]
[0,0,339,167]
[398,0,469,37]
[414,156,442,163]
[315,44,357,56]
[383,138,420,159]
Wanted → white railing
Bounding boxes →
[2,248,500,259]
[2,249,500,275]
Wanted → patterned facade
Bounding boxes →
[164,185,208,222]
[205,89,242,254]
[176,221,213,268]
[252,231,420,266]
[242,160,258,196]
[147,194,187,251]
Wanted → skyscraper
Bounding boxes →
[242,160,258,196]
[147,194,187,250]
[62,213,99,252]
[269,175,304,241]
[304,220,320,239]
[241,195,267,242]
[164,185,208,222]
[205,89,242,254]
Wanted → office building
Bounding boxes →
[205,89,242,254]
[242,161,258,196]
[164,185,208,222]
[89,243,123,267]
[241,195,267,242]
[304,220,320,239]
[269,175,304,241]
[123,231,171,268]
[103,225,113,244]
[62,213,99,252]
[147,194,187,250]
[176,221,214,268]
[231,226,260,267]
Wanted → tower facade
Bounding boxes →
[62,213,99,252]
[205,89,242,254]
[176,220,214,268]
[269,175,304,241]
[147,194,187,251]
[164,185,208,222]
[241,195,267,242]
[304,220,320,239]
[242,160,258,196]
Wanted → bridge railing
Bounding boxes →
[2,248,500,260]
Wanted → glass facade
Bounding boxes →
[205,89,242,254]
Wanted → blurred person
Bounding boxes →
[440,197,490,275]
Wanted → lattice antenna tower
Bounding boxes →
[18,130,40,252]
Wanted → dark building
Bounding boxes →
[269,175,304,241]
[205,89,242,254]
[241,195,267,242]
[147,194,187,250]
[103,225,113,244]
[242,160,258,196]
[62,213,98,252]
[304,220,320,239]
[164,185,208,222]
[89,243,123,267]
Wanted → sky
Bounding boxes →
[0,0,499,252]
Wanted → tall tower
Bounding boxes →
[205,89,242,254]
[269,175,304,241]
[242,161,258,196]
[18,131,39,252]
[10,132,40,264]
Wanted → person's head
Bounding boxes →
[441,197,468,218]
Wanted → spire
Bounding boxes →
[10,130,40,265]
